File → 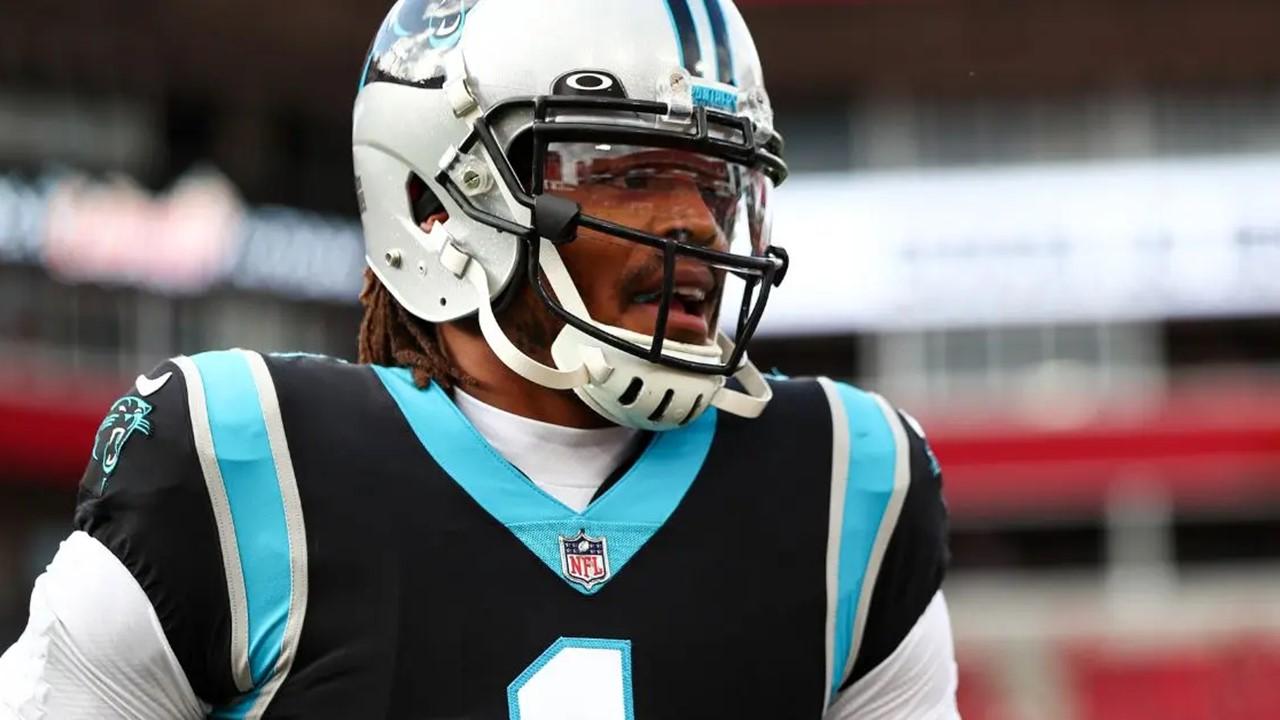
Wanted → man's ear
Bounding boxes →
[420,211,449,233]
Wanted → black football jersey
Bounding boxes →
[74,350,948,719]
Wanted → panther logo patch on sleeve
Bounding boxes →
[92,395,154,491]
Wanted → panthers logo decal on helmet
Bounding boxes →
[91,396,153,491]
[362,0,482,87]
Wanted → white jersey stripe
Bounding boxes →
[241,351,309,719]
[816,377,852,710]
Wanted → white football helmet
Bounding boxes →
[352,0,789,431]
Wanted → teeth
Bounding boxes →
[674,286,707,302]
[632,286,707,305]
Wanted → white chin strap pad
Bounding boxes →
[450,235,774,429]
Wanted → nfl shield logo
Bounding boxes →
[559,530,611,590]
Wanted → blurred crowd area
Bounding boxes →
[2,1,1280,717]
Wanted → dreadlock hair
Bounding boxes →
[357,267,470,390]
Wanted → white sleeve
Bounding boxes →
[824,591,960,720]
[0,531,209,720]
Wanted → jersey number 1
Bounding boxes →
[507,637,635,720]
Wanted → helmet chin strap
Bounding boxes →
[440,237,591,390]
[440,230,772,422]
[710,334,774,419]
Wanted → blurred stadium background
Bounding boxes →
[2,0,1279,716]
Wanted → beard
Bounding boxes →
[498,280,565,364]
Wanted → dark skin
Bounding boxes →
[436,152,730,428]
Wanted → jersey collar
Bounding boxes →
[373,366,717,594]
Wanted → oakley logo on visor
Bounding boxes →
[552,70,628,99]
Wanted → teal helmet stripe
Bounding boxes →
[663,0,703,78]
[703,0,735,85]
[357,51,374,91]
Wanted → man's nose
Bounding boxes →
[651,184,724,250]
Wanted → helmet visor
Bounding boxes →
[541,142,772,259]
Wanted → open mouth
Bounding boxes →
[104,427,125,470]
[625,268,717,343]
[631,284,709,316]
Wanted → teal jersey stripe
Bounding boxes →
[212,688,261,719]
[373,366,715,594]
[830,383,898,696]
[374,366,568,522]
[193,351,292,704]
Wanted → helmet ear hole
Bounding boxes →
[618,377,644,406]
[406,173,443,225]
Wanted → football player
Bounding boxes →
[0,1,957,718]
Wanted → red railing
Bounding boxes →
[3,372,1279,515]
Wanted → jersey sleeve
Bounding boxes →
[841,409,950,689]
[71,359,240,706]
[0,531,209,719]
[825,591,959,720]
[819,380,953,708]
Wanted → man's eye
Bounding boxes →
[702,189,733,213]
[623,174,649,190]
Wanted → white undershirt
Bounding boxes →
[0,391,959,719]
[452,389,643,513]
